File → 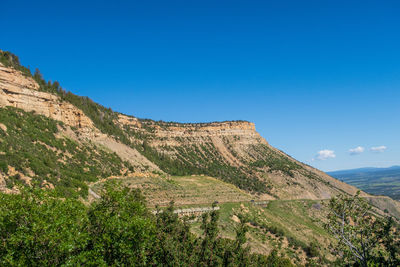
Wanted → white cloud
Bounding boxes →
[370,146,387,153]
[314,149,336,161]
[349,146,365,155]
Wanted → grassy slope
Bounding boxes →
[210,200,333,265]
[91,175,253,206]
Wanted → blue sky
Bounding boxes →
[1,0,399,171]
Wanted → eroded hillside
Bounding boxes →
[0,50,362,200]
[115,115,362,199]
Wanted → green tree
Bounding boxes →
[86,181,155,266]
[0,187,89,266]
[325,191,400,266]
[375,216,400,266]
[150,201,198,266]
[231,214,251,266]
[266,249,294,267]
[0,180,298,266]
[198,204,222,266]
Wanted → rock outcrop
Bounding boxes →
[0,65,94,132]
[116,113,361,200]
[0,64,159,172]
[0,63,366,200]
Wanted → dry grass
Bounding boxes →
[91,175,253,207]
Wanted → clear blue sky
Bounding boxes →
[2,0,399,171]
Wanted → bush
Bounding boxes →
[0,161,8,173]
[0,183,295,266]
[305,242,319,258]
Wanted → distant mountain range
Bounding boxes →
[328,166,400,200]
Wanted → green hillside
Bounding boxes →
[0,106,132,198]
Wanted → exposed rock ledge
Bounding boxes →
[117,114,261,139]
[0,65,94,133]
[0,64,161,172]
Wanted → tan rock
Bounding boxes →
[0,65,95,133]
[0,123,7,132]
[7,166,18,176]
[0,172,5,188]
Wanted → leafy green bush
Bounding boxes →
[304,242,320,258]
[0,187,89,265]
[0,183,294,266]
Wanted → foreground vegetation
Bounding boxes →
[93,176,334,265]
[2,181,399,266]
[325,192,400,266]
[0,182,293,266]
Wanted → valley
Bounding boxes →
[328,166,400,200]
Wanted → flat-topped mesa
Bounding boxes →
[151,121,257,137]
[0,65,95,132]
[117,113,258,138]
[157,120,256,131]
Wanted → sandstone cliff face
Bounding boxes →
[117,115,265,145]
[116,113,361,200]
[0,65,94,132]
[0,64,160,173]
[150,121,257,136]
[117,115,268,166]
[117,114,259,136]
[152,122,264,148]
[0,63,362,200]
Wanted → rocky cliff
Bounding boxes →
[0,65,94,131]
[115,111,360,200]
[0,62,160,176]
[0,54,361,200]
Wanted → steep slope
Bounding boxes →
[0,50,364,200]
[0,64,94,131]
[115,116,360,199]
[0,106,132,197]
[0,57,161,175]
